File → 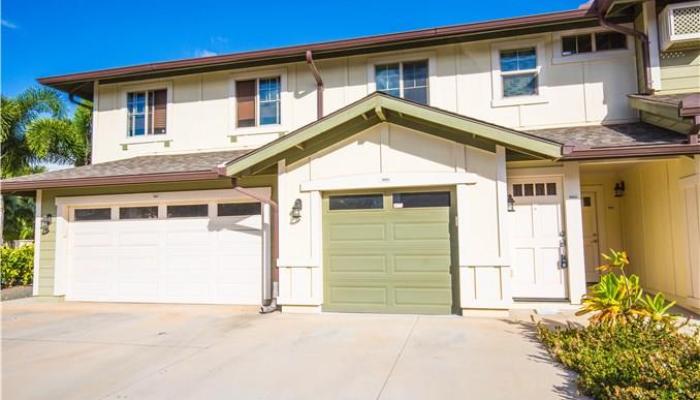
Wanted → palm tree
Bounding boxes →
[1,87,92,243]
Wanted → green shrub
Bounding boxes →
[538,321,700,400]
[1,244,34,288]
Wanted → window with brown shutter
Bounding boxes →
[127,88,167,136]
[236,80,256,128]
[152,89,167,134]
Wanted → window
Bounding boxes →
[166,204,208,218]
[218,203,261,216]
[561,31,626,56]
[375,60,429,105]
[499,48,538,97]
[329,194,383,210]
[512,182,558,197]
[595,32,627,51]
[562,34,593,56]
[119,206,158,220]
[236,77,281,128]
[74,208,111,221]
[392,192,450,208]
[127,89,167,136]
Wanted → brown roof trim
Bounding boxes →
[0,170,223,193]
[681,94,700,117]
[39,8,600,99]
[562,143,700,160]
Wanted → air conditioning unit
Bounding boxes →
[659,1,700,51]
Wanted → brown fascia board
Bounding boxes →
[680,94,700,117]
[38,8,600,99]
[562,143,700,160]
[0,170,223,193]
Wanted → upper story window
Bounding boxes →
[236,77,281,128]
[499,48,538,97]
[375,60,429,105]
[127,89,167,136]
[561,31,627,56]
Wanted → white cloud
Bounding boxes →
[1,19,18,29]
[194,49,218,58]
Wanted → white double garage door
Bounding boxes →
[60,189,270,305]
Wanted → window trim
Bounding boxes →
[229,68,288,136]
[367,51,436,105]
[119,81,173,141]
[490,38,548,107]
[552,27,633,64]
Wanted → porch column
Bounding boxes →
[563,162,587,304]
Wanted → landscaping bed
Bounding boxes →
[538,321,700,400]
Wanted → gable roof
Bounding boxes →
[221,92,564,176]
[39,7,615,100]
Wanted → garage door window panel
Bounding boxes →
[119,206,158,220]
[74,208,112,221]
[166,204,208,218]
[218,202,261,216]
[392,192,450,208]
[329,194,383,210]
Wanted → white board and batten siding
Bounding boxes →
[276,123,512,311]
[53,188,271,305]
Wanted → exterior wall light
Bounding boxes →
[614,181,625,197]
[507,194,516,212]
[290,198,303,219]
[40,213,52,234]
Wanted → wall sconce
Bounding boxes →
[40,214,52,235]
[290,198,303,219]
[507,194,516,212]
[614,181,625,197]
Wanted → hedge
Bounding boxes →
[1,244,34,288]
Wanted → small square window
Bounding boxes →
[218,203,261,216]
[513,184,523,197]
[167,204,208,218]
[74,208,111,221]
[546,183,557,196]
[582,197,592,207]
[524,184,534,196]
[535,183,546,196]
[562,34,592,56]
[119,206,158,219]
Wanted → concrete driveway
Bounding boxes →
[2,299,582,400]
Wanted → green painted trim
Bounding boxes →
[224,93,563,176]
[628,96,683,121]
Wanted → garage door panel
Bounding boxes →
[329,223,386,241]
[67,197,264,305]
[394,254,451,273]
[324,191,453,314]
[328,255,387,273]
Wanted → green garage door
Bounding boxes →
[323,190,455,314]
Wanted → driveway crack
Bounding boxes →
[375,315,419,400]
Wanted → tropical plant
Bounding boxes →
[0,243,34,287]
[576,249,677,327]
[1,87,92,243]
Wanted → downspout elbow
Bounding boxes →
[306,50,324,120]
[595,8,653,94]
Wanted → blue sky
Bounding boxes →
[2,0,584,97]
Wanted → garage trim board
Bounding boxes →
[53,188,272,304]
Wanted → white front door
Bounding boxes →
[508,178,568,299]
[581,191,601,283]
[65,196,265,305]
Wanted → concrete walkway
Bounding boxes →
[2,299,583,400]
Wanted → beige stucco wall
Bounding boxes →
[93,29,639,164]
[276,123,509,310]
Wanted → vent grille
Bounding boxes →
[672,6,700,35]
